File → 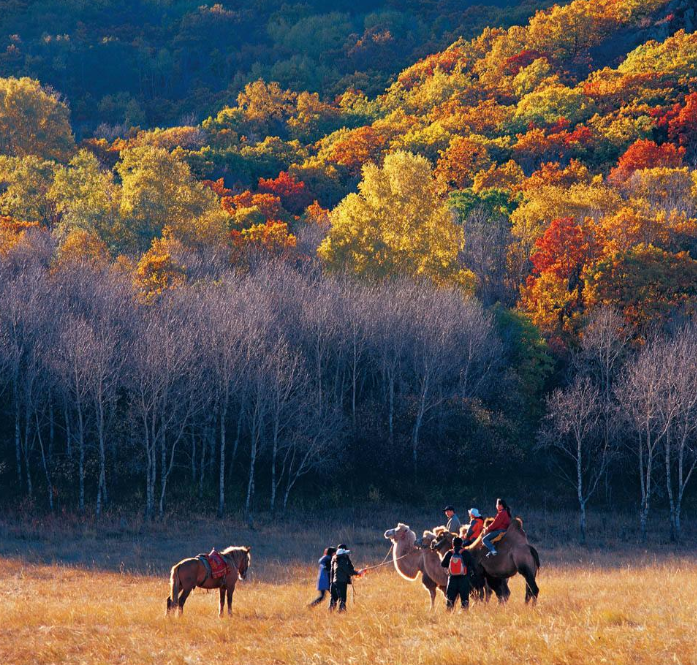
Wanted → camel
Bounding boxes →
[431,518,540,604]
[383,523,449,608]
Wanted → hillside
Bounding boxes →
[0,0,560,131]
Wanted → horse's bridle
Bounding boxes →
[237,552,249,580]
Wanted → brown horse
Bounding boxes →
[432,518,540,604]
[166,546,252,617]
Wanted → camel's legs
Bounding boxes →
[485,575,509,604]
[521,566,539,604]
[421,573,438,609]
[219,587,226,617]
[226,587,234,616]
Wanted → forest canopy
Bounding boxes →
[0,0,696,538]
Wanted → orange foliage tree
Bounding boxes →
[0,215,39,255]
[586,246,697,329]
[134,232,186,303]
[521,216,598,340]
[435,136,492,190]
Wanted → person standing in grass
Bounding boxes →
[482,498,512,557]
[329,543,364,612]
[440,536,474,611]
[309,546,336,607]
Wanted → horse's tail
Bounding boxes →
[168,564,181,613]
[529,545,541,572]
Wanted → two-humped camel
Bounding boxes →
[431,518,540,604]
[383,523,448,608]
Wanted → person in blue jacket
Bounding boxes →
[308,547,336,607]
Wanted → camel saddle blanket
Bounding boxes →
[197,549,230,580]
[491,532,506,544]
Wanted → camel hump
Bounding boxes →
[506,517,529,541]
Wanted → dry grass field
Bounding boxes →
[0,510,696,665]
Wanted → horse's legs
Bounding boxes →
[178,588,192,615]
[226,587,234,616]
[219,587,225,617]
[421,573,438,609]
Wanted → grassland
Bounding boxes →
[0,510,695,665]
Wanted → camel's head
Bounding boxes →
[384,523,410,542]
[430,528,453,553]
[419,530,437,549]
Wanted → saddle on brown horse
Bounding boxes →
[196,549,231,581]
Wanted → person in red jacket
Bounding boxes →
[482,498,511,557]
[461,508,484,547]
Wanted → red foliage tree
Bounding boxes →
[609,139,685,185]
[530,216,595,279]
[257,171,313,214]
[659,93,697,157]
[221,191,284,220]
[504,49,549,75]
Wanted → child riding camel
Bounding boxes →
[461,508,484,547]
[440,536,475,611]
[329,544,364,612]
[482,498,511,557]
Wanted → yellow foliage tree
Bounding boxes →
[0,77,75,161]
[318,151,472,288]
[54,228,111,270]
[134,231,187,303]
[117,146,219,252]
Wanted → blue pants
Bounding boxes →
[482,530,506,553]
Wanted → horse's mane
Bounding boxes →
[221,546,251,561]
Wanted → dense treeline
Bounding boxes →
[0,0,697,541]
[0,240,505,521]
[1,236,696,542]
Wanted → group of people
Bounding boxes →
[309,543,366,612]
[440,498,511,611]
[444,498,512,556]
[308,498,512,613]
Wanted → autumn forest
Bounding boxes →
[1,0,696,541]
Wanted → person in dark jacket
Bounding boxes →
[440,536,475,611]
[329,543,364,612]
[309,546,336,607]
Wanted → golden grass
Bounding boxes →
[1,552,697,665]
